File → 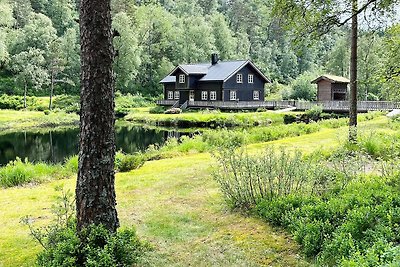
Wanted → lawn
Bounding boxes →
[0,110,79,133]
[0,115,392,266]
[125,109,291,127]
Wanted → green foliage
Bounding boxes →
[149,106,166,114]
[286,71,319,101]
[115,151,146,172]
[212,148,327,209]
[22,189,145,267]
[64,155,78,173]
[52,95,80,113]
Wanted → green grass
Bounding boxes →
[125,109,290,127]
[0,110,79,133]
[0,115,393,266]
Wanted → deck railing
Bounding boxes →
[156,99,400,112]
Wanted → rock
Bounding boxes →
[387,109,400,118]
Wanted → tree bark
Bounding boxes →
[76,0,119,232]
[349,0,358,142]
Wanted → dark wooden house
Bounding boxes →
[159,54,270,108]
[312,75,350,101]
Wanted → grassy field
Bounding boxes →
[0,116,391,267]
[0,110,79,133]
[125,108,291,127]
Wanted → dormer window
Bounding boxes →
[236,73,243,83]
[248,74,254,84]
[179,74,185,84]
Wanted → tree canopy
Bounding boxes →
[0,0,398,100]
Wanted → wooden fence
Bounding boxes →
[156,100,400,112]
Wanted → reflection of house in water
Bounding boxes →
[312,75,350,101]
[164,130,198,141]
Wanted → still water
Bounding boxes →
[0,124,188,165]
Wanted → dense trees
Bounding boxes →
[0,0,398,100]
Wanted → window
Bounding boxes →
[230,90,237,100]
[167,91,173,100]
[210,91,217,101]
[248,74,254,84]
[236,73,243,83]
[174,91,180,100]
[179,74,185,84]
[201,91,208,100]
[253,90,260,100]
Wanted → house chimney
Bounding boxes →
[211,53,219,65]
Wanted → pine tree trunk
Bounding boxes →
[76,0,119,232]
[349,0,358,142]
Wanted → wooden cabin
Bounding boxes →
[160,54,270,107]
[312,75,350,101]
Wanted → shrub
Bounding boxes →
[115,152,146,172]
[149,106,166,114]
[304,105,323,121]
[0,158,35,187]
[22,189,145,267]
[44,110,51,115]
[212,147,328,209]
[115,92,153,109]
[52,95,80,113]
[64,155,79,173]
[287,71,318,101]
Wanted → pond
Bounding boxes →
[0,124,192,165]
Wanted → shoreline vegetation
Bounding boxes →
[0,110,385,189]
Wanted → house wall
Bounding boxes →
[223,64,265,101]
[174,70,189,89]
[163,83,175,100]
[317,80,332,101]
[196,82,223,101]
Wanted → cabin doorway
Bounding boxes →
[189,90,195,101]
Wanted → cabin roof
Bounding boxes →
[161,60,270,83]
[160,76,176,83]
[311,74,350,84]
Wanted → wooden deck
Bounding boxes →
[156,100,400,112]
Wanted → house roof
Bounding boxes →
[160,76,175,83]
[160,60,270,84]
[311,74,350,84]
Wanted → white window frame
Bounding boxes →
[230,90,237,101]
[253,90,260,100]
[201,91,208,100]
[248,74,254,84]
[210,91,217,101]
[236,73,243,83]
[167,91,173,100]
[179,74,185,84]
[174,91,180,100]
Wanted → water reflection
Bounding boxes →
[0,125,190,165]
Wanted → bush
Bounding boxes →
[23,189,145,267]
[64,155,79,173]
[115,152,146,172]
[287,71,318,101]
[255,176,400,266]
[212,148,328,209]
[115,92,153,109]
[0,158,35,187]
[304,105,323,121]
[52,95,80,113]
[149,106,166,114]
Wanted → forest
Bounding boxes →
[0,0,399,101]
